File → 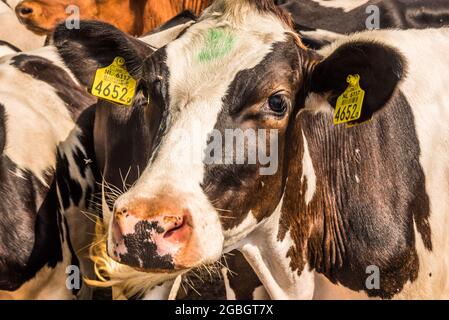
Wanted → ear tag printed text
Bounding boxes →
[91,57,137,106]
[334,74,365,125]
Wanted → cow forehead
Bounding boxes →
[164,13,291,108]
[136,13,293,191]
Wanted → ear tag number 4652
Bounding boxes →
[334,74,365,125]
[91,57,137,106]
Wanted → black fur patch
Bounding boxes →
[117,220,174,270]
[282,0,449,34]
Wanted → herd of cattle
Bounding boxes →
[0,0,449,300]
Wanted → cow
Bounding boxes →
[282,0,449,49]
[0,12,203,300]
[15,0,212,37]
[53,0,449,299]
[53,13,202,300]
[223,0,449,299]
[0,0,45,51]
[284,0,449,33]
[0,44,98,299]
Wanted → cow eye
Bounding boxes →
[267,94,288,115]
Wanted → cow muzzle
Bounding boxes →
[15,1,58,35]
[108,195,198,271]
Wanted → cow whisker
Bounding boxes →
[80,210,99,225]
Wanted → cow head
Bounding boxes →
[55,0,405,275]
[107,0,404,273]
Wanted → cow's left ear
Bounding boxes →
[53,20,154,89]
[310,41,406,119]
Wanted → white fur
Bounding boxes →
[140,21,196,49]
[238,199,315,300]
[301,131,316,205]
[301,29,345,41]
[223,212,259,249]
[0,65,75,186]
[3,0,21,9]
[0,5,45,51]
[221,267,237,300]
[0,44,16,57]
[252,285,269,300]
[311,0,370,13]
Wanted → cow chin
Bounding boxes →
[106,192,224,272]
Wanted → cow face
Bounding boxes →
[105,0,405,273]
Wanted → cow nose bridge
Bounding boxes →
[114,201,187,234]
[112,195,192,240]
[114,194,186,220]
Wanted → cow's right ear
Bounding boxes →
[309,41,406,122]
[53,20,154,88]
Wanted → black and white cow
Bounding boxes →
[224,0,449,299]
[285,0,449,32]
[51,14,208,300]
[0,13,199,300]
[53,0,449,299]
[281,0,449,49]
[0,45,97,299]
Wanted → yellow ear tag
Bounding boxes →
[334,74,365,125]
[91,57,137,106]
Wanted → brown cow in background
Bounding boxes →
[15,0,212,36]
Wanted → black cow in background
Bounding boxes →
[278,0,449,48]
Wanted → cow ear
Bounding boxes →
[53,20,154,88]
[310,41,406,120]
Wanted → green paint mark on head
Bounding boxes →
[198,28,236,63]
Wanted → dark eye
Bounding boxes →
[267,94,288,115]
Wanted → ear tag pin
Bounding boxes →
[91,57,137,106]
[334,74,365,126]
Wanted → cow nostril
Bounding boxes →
[163,217,186,239]
[115,207,128,219]
[18,6,33,16]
